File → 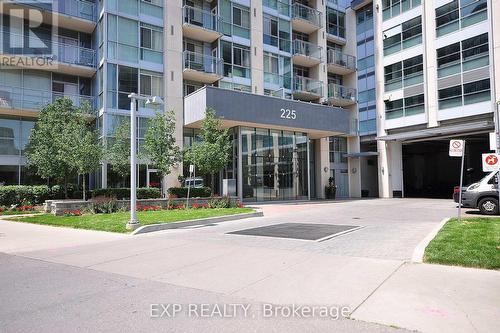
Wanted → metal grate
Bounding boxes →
[227,223,361,241]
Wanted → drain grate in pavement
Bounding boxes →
[227,223,361,241]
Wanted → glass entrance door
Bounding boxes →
[241,127,308,202]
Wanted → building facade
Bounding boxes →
[0,0,363,202]
[373,0,500,198]
[1,0,498,201]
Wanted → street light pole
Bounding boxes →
[127,94,139,230]
[126,93,164,231]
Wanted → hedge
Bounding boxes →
[168,187,211,198]
[91,187,161,200]
[0,185,49,206]
[0,185,161,206]
[0,185,87,206]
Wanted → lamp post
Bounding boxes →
[126,93,164,231]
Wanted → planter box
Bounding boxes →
[46,197,240,216]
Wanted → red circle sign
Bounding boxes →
[452,141,461,149]
[485,155,498,166]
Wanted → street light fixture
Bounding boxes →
[126,93,164,231]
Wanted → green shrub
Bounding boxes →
[0,185,51,206]
[167,187,211,198]
[91,188,161,200]
[207,196,233,208]
[88,196,119,214]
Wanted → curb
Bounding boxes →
[411,217,450,263]
[131,210,263,235]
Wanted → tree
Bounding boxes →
[26,98,77,197]
[184,108,232,194]
[142,110,181,197]
[106,120,131,184]
[66,105,103,201]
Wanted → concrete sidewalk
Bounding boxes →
[1,199,498,332]
[351,263,500,333]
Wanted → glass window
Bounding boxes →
[327,8,345,38]
[384,62,402,91]
[383,0,421,21]
[118,66,138,110]
[437,33,489,78]
[463,79,490,105]
[436,0,487,36]
[438,85,463,109]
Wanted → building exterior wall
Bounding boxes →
[375,0,499,197]
[0,0,366,200]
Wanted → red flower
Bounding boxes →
[137,205,161,212]
[201,203,208,209]
[175,204,185,210]
[63,209,82,216]
[192,203,200,209]
[16,205,35,212]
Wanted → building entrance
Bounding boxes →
[240,127,309,201]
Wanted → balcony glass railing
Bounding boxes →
[0,85,95,111]
[293,40,322,60]
[1,32,96,68]
[292,76,323,96]
[263,34,291,53]
[292,3,323,28]
[328,83,357,102]
[183,5,220,32]
[264,73,292,90]
[327,49,356,70]
[263,0,291,16]
[17,0,96,21]
[183,51,223,76]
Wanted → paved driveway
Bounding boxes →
[1,198,498,333]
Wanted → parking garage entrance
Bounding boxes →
[403,133,490,198]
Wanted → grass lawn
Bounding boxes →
[424,217,500,270]
[0,211,41,216]
[6,208,253,233]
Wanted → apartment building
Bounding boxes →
[371,0,500,198]
[0,0,363,202]
[177,0,362,201]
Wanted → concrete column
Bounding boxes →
[315,138,330,199]
[489,0,500,106]
[347,136,361,198]
[377,140,390,198]
[423,0,438,128]
[373,0,390,198]
[165,0,184,189]
[388,141,403,197]
[250,1,263,94]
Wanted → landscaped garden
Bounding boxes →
[424,217,500,270]
[6,205,252,233]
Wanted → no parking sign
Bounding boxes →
[482,153,500,172]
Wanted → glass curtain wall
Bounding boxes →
[241,127,308,201]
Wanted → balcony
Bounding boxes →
[0,32,96,77]
[327,83,357,107]
[183,51,223,84]
[183,5,222,43]
[0,85,95,117]
[327,49,356,74]
[1,0,97,33]
[292,40,322,67]
[292,3,322,34]
[292,76,323,101]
